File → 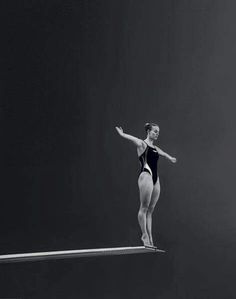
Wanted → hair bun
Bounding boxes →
[144,122,159,133]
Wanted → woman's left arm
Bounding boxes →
[156,146,177,163]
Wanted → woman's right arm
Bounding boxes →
[115,126,144,148]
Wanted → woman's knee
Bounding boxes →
[139,205,149,214]
[147,205,155,214]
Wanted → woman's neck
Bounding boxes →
[144,137,154,146]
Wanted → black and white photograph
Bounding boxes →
[1,1,236,298]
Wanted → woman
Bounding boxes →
[115,123,177,247]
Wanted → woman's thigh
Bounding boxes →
[149,177,161,210]
[138,172,153,207]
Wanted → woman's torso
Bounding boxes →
[138,141,159,184]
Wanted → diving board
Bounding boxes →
[0,246,165,263]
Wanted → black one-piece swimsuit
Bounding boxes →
[139,141,159,185]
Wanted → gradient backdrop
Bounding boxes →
[1,0,236,298]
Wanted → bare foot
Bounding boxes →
[141,234,150,246]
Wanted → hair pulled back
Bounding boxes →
[144,122,159,133]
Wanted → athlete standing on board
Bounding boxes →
[115,123,177,247]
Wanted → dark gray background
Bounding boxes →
[1,0,236,298]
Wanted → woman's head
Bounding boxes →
[144,122,160,140]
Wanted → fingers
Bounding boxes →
[115,126,123,135]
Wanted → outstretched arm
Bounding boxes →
[115,126,143,147]
[156,146,177,163]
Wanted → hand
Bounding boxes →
[170,157,177,163]
[115,126,124,136]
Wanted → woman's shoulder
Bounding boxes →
[154,145,162,154]
[136,139,146,151]
[139,139,147,148]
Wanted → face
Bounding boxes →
[148,126,160,140]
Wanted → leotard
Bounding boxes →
[139,141,159,184]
